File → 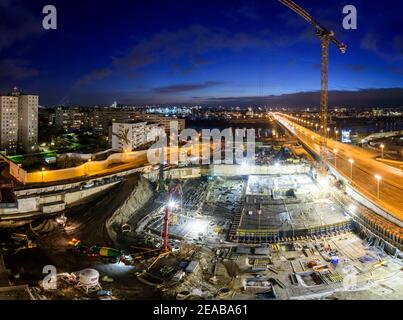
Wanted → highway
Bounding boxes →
[273,113,403,223]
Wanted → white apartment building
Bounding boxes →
[18,95,39,152]
[0,88,38,153]
[0,96,19,151]
[111,121,165,152]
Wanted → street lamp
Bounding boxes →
[333,149,338,168]
[374,174,382,199]
[380,144,385,158]
[168,200,177,209]
[348,159,354,181]
[327,127,330,138]
[335,130,339,141]
[41,167,45,183]
[315,123,318,132]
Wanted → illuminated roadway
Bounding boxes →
[273,113,403,224]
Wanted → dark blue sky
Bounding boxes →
[1,0,402,106]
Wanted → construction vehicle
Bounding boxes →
[89,246,127,263]
[279,0,346,163]
[67,238,132,264]
[67,238,87,254]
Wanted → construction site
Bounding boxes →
[0,0,402,302]
[1,139,402,300]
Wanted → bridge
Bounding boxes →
[272,113,403,228]
[362,130,403,142]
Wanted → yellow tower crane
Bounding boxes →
[279,0,346,163]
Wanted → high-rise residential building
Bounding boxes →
[0,87,38,153]
[18,95,39,152]
[0,96,19,151]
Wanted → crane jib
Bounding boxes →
[279,0,347,53]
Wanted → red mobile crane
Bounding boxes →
[144,183,183,272]
[162,183,183,251]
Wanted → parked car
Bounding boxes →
[83,181,95,189]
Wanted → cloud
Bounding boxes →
[0,59,39,82]
[197,88,403,108]
[361,33,403,61]
[153,81,223,94]
[63,87,403,108]
[169,57,213,75]
[75,24,273,86]
[393,36,403,55]
[76,23,313,86]
[345,64,366,72]
[113,25,269,70]
[0,1,43,52]
[361,34,378,52]
[312,63,321,70]
[227,4,261,21]
[191,57,212,66]
[74,68,113,87]
[388,67,403,75]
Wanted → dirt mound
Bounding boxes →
[106,176,155,242]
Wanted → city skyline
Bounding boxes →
[1,0,402,106]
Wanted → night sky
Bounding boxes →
[1,0,402,107]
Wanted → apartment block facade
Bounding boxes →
[0,88,38,153]
[0,96,19,151]
[18,95,39,152]
[53,106,185,134]
[111,121,165,152]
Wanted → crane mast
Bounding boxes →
[279,0,346,162]
[320,35,330,153]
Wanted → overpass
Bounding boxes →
[363,130,403,142]
[272,113,403,229]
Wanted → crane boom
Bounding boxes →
[279,0,346,53]
[279,0,346,164]
[163,183,183,250]
[279,0,321,28]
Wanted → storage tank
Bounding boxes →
[79,268,100,287]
